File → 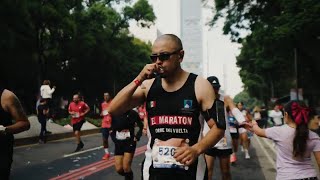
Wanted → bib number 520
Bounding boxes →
[159,147,175,156]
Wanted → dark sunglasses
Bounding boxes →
[150,49,181,62]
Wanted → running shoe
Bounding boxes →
[230,153,237,163]
[240,145,244,152]
[74,141,84,152]
[244,150,250,159]
[102,153,110,160]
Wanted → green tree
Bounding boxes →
[209,0,320,106]
[0,0,155,113]
[234,91,263,110]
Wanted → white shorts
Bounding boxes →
[239,127,247,134]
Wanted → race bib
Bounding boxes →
[229,126,237,133]
[102,110,108,116]
[152,138,188,170]
[72,112,80,118]
[116,130,130,140]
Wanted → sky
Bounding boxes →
[128,0,244,97]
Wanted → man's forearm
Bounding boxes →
[192,126,224,155]
[83,109,90,116]
[7,120,30,134]
[108,81,141,116]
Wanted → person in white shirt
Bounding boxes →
[40,80,56,99]
[253,106,262,128]
[269,105,284,126]
[40,80,56,121]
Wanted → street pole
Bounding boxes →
[294,48,298,100]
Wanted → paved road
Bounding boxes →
[11,134,281,180]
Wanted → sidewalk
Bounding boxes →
[14,116,100,146]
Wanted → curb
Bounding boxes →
[14,128,101,147]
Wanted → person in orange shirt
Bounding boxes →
[68,94,90,152]
[101,92,112,160]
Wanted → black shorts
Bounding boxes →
[230,132,239,139]
[73,120,85,132]
[205,148,232,157]
[101,128,111,139]
[147,161,208,180]
[114,140,136,156]
[0,134,13,180]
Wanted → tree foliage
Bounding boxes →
[234,91,263,110]
[0,0,155,113]
[210,0,320,106]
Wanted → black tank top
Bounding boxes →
[0,88,13,126]
[111,109,142,142]
[146,73,201,147]
[144,74,208,179]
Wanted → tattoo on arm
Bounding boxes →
[11,95,26,118]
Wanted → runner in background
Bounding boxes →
[138,103,148,136]
[111,109,143,180]
[204,76,247,180]
[253,106,262,128]
[68,94,90,152]
[101,92,112,160]
[237,102,252,159]
[269,105,284,126]
[226,107,239,164]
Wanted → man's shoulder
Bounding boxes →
[81,101,89,107]
[194,75,210,85]
[2,89,15,103]
[194,75,213,94]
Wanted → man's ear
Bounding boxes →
[179,50,184,61]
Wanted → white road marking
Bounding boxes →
[63,146,103,157]
[14,134,100,149]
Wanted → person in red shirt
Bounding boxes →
[138,103,148,136]
[101,92,112,160]
[68,94,90,152]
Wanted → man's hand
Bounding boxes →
[137,63,158,81]
[174,146,199,166]
[0,125,6,136]
[0,125,5,131]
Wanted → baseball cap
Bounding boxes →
[207,76,221,88]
